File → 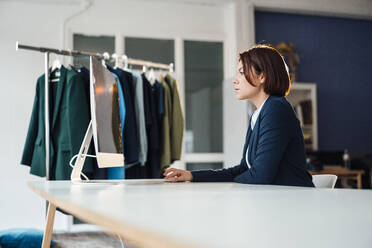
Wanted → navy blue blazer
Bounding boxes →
[192,95,314,187]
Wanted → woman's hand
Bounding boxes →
[163,168,193,182]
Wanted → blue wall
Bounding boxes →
[255,11,372,152]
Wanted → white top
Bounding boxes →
[28,180,372,248]
[245,97,269,168]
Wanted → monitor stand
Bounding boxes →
[70,121,125,184]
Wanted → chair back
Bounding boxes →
[312,174,338,188]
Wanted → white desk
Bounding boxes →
[28,180,372,248]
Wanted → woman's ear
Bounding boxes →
[259,73,265,84]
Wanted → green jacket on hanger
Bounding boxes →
[21,66,93,180]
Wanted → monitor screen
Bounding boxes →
[90,57,124,168]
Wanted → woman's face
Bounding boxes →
[233,61,264,100]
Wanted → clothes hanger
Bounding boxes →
[148,67,156,85]
[158,74,164,81]
[50,54,62,82]
[72,56,87,73]
[122,55,129,71]
[68,56,78,72]
[166,62,174,78]
[62,49,76,72]
[101,52,110,68]
[75,55,83,72]
[51,57,61,71]
[112,53,120,69]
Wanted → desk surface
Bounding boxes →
[29,180,372,248]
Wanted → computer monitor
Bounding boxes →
[70,57,124,182]
[90,57,124,168]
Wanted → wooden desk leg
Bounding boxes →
[357,174,362,189]
[42,202,56,248]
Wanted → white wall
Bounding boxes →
[0,1,73,231]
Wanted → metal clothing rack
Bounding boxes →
[112,53,174,72]
[16,41,174,181]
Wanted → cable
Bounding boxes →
[68,154,96,181]
[70,154,126,247]
[116,233,126,248]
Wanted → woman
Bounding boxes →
[164,44,314,187]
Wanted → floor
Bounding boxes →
[52,231,135,248]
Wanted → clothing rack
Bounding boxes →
[16,41,174,181]
[16,42,174,70]
[112,54,174,71]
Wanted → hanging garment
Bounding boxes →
[154,80,165,126]
[107,73,126,179]
[111,80,122,153]
[76,67,90,104]
[158,78,172,170]
[126,73,152,179]
[125,163,147,179]
[131,72,148,166]
[21,66,93,180]
[153,80,165,174]
[163,74,184,163]
[142,74,161,178]
[106,66,139,167]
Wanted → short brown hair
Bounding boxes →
[239,44,291,96]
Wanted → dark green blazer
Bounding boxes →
[21,66,93,180]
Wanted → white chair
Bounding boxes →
[312,174,338,188]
